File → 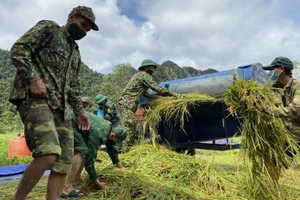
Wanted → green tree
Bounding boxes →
[98,63,135,103]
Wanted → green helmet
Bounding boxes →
[94,94,108,104]
[138,59,158,70]
[112,125,128,142]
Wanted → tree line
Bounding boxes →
[1,49,204,134]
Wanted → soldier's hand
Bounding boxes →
[174,93,184,99]
[77,112,90,131]
[29,79,47,98]
[95,179,107,189]
[116,162,124,169]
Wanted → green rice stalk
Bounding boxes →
[224,76,300,200]
[141,92,214,146]
[82,144,240,200]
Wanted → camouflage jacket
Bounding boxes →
[72,112,119,181]
[118,71,175,111]
[275,78,300,140]
[10,20,84,120]
[103,99,120,126]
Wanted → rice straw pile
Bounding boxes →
[80,144,241,200]
[224,77,299,199]
[142,92,215,145]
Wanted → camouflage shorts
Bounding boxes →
[18,98,73,174]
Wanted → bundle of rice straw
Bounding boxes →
[224,77,299,199]
[142,92,215,146]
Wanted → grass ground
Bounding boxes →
[0,133,299,199]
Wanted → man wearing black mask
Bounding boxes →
[9,5,98,200]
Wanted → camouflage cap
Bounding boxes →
[138,59,158,70]
[82,97,92,105]
[262,56,293,70]
[94,94,108,104]
[69,6,99,31]
[112,125,128,142]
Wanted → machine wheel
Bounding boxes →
[175,148,196,156]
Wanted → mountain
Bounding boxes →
[0,48,219,132]
[151,60,218,83]
[152,60,218,83]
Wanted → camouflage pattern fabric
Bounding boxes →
[117,104,136,147]
[103,99,121,126]
[69,6,98,31]
[118,71,177,112]
[18,98,73,174]
[117,70,179,146]
[275,78,300,140]
[9,20,84,120]
[71,112,121,181]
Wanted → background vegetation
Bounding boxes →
[0,48,216,134]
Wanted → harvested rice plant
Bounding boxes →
[224,77,300,199]
[1,80,300,199]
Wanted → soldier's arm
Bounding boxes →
[275,83,300,118]
[287,85,300,119]
[10,21,56,85]
[104,102,114,121]
[84,137,102,181]
[142,73,178,97]
[144,89,161,100]
[106,141,120,165]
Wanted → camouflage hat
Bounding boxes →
[69,6,99,31]
[94,94,107,104]
[138,59,158,70]
[262,56,293,70]
[112,125,128,142]
[82,97,92,104]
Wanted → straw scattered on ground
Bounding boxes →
[1,144,299,200]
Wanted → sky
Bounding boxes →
[1,0,300,75]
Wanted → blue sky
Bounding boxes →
[117,0,147,23]
[1,0,300,75]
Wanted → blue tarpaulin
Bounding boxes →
[0,164,50,184]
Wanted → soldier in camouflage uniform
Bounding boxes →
[94,94,120,126]
[82,97,92,109]
[262,57,300,162]
[117,59,183,147]
[9,6,98,200]
[60,112,127,198]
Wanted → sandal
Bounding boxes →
[60,189,87,198]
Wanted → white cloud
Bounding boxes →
[1,0,300,74]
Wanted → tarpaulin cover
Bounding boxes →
[0,164,50,184]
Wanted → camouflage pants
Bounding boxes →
[117,104,136,147]
[18,98,73,174]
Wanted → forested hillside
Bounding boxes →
[0,48,218,133]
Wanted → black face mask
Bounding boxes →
[98,104,104,110]
[106,138,116,146]
[147,69,154,76]
[68,23,86,40]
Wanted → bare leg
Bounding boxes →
[62,153,84,195]
[14,154,57,200]
[74,155,84,186]
[47,171,67,200]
